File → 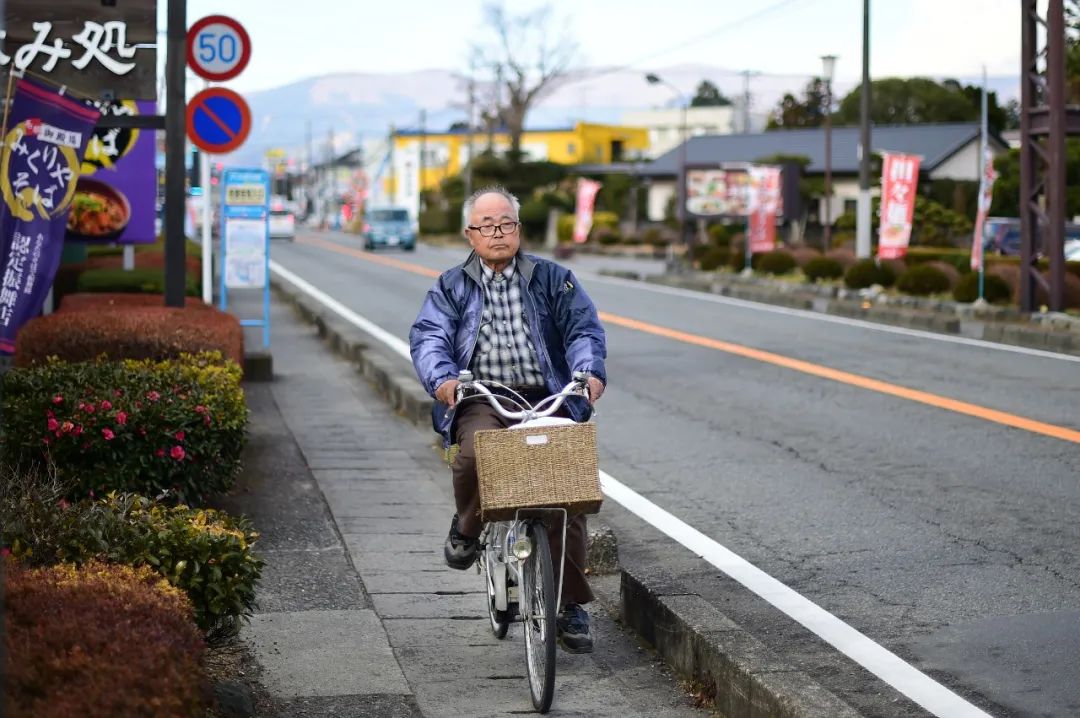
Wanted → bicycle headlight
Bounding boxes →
[512,536,533,560]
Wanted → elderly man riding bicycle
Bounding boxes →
[409,185,607,653]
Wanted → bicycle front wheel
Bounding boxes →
[521,521,556,713]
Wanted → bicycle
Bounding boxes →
[452,370,594,713]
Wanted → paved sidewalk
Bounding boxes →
[229,297,703,717]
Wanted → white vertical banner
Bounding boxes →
[971,146,997,271]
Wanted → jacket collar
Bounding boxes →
[463,251,536,285]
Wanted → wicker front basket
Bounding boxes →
[474,422,602,522]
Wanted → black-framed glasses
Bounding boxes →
[468,221,520,237]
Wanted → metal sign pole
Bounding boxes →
[164,0,187,307]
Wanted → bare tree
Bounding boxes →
[474,2,577,162]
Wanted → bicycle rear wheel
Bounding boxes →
[483,529,510,639]
[521,521,556,713]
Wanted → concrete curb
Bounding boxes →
[619,271,1080,356]
[621,566,862,718]
[270,273,858,716]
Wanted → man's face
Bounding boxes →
[465,193,520,267]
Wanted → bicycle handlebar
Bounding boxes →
[451,370,590,422]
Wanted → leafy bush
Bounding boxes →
[789,247,821,267]
[905,247,971,274]
[591,210,619,232]
[556,214,576,243]
[1,468,264,633]
[708,223,734,247]
[896,264,952,296]
[4,558,207,718]
[2,353,247,504]
[698,247,730,271]
[640,226,666,247]
[59,292,211,313]
[76,267,200,296]
[757,250,797,276]
[518,197,550,237]
[844,259,897,289]
[825,247,858,269]
[593,226,622,245]
[923,260,960,289]
[1036,270,1080,309]
[803,256,845,282]
[16,305,243,367]
[952,272,1012,304]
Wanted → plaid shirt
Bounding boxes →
[469,259,546,387]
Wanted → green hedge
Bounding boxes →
[1,468,263,634]
[757,250,797,276]
[952,272,1012,304]
[803,256,845,282]
[2,352,246,505]
[76,267,200,296]
[845,259,897,289]
[896,264,951,296]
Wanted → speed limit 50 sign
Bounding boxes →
[187,15,251,82]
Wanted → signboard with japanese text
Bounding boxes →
[0,77,99,354]
[877,152,921,260]
[573,178,601,244]
[220,168,268,290]
[747,166,782,254]
[4,1,157,100]
[68,98,156,243]
[971,146,997,271]
[686,166,795,220]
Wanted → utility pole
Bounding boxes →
[389,124,397,205]
[740,70,756,133]
[855,0,873,259]
[465,62,476,199]
[305,119,312,200]
[419,109,427,215]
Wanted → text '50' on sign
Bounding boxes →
[226,184,266,206]
[186,15,251,82]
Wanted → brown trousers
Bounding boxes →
[451,399,595,606]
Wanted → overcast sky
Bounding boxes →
[175,0,1025,94]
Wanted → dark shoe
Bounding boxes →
[556,603,593,653]
[444,514,478,570]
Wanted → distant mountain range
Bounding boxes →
[226,64,1022,167]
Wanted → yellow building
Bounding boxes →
[389,122,649,215]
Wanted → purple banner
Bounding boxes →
[0,77,99,354]
[76,99,156,244]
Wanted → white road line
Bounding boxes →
[578,270,1080,364]
[270,259,994,718]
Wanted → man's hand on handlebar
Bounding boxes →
[436,379,460,407]
[585,376,604,405]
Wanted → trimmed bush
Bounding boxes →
[789,247,822,267]
[58,292,211,313]
[4,558,207,718]
[803,256,845,282]
[591,210,619,232]
[2,353,247,504]
[757,250,797,275]
[988,264,1021,301]
[708,223,734,247]
[1,468,263,634]
[952,272,1012,304]
[16,304,243,366]
[1036,270,1080,309]
[825,247,858,269]
[879,258,908,279]
[76,267,201,296]
[698,247,730,271]
[844,259,897,289]
[896,264,952,296]
[593,226,622,245]
[924,260,960,289]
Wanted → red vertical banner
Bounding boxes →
[971,146,997,271]
[747,166,781,253]
[877,152,921,260]
[572,178,602,244]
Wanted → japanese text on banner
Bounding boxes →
[877,152,921,260]
[748,165,782,254]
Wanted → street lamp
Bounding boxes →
[820,55,837,251]
[646,73,690,260]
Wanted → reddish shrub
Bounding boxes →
[15,306,243,367]
[4,558,207,718]
[83,250,202,274]
[789,246,822,268]
[825,247,858,270]
[989,264,1021,301]
[1036,270,1080,309]
[58,292,211,313]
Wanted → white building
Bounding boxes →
[621,106,769,159]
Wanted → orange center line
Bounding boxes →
[296,234,1080,445]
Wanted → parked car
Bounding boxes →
[363,207,416,251]
[269,198,296,240]
[983,217,1080,256]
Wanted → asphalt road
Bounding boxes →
[271,230,1080,718]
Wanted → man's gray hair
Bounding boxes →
[462,185,521,227]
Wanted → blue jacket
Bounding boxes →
[410,251,607,444]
